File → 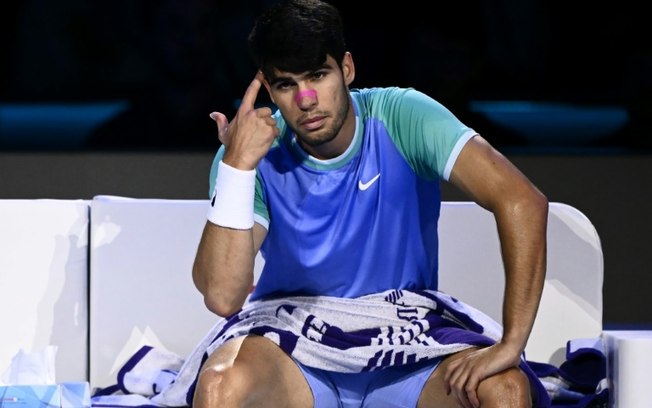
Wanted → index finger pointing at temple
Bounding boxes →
[239,71,265,114]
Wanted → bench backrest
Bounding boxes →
[0,199,89,383]
[88,197,603,389]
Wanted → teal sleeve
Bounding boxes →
[207,146,224,198]
[368,87,475,180]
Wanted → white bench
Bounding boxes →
[7,196,648,407]
[438,201,603,366]
[0,199,89,383]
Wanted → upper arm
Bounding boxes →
[449,135,545,211]
[252,222,267,255]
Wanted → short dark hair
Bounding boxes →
[248,0,346,78]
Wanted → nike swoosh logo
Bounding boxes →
[358,173,381,191]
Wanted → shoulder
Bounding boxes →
[351,86,414,106]
[351,87,449,118]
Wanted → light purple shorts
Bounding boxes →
[296,359,442,408]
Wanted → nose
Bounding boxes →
[294,89,318,109]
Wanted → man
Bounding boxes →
[192,0,550,407]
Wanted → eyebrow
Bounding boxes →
[267,63,334,86]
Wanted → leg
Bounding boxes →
[193,335,314,408]
[417,348,532,408]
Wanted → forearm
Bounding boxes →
[495,189,548,355]
[193,159,259,317]
[192,222,255,317]
[449,136,549,356]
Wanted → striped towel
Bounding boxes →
[92,289,551,407]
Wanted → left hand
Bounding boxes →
[443,342,522,408]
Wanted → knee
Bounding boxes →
[479,367,532,407]
[193,364,253,408]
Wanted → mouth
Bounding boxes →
[300,115,327,131]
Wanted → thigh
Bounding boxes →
[362,360,440,408]
[194,335,314,407]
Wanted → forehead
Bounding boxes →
[266,55,340,82]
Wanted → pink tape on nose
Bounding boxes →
[294,89,317,104]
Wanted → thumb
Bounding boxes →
[209,112,230,145]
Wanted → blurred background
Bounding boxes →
[0,1,650,327]
[1,0,650,152]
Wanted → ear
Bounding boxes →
[341,52,355,86]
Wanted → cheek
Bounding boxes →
[273,95,302,122]
[328,83,347,106]
[271,93,293,110]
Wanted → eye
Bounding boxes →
[275,81,295,91]
[312,71,326,81]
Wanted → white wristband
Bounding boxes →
[207,161,256,229]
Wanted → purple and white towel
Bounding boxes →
[92,289,551,407]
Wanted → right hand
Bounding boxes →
[210,71,278,170]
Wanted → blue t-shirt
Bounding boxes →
[209,87,475,301]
